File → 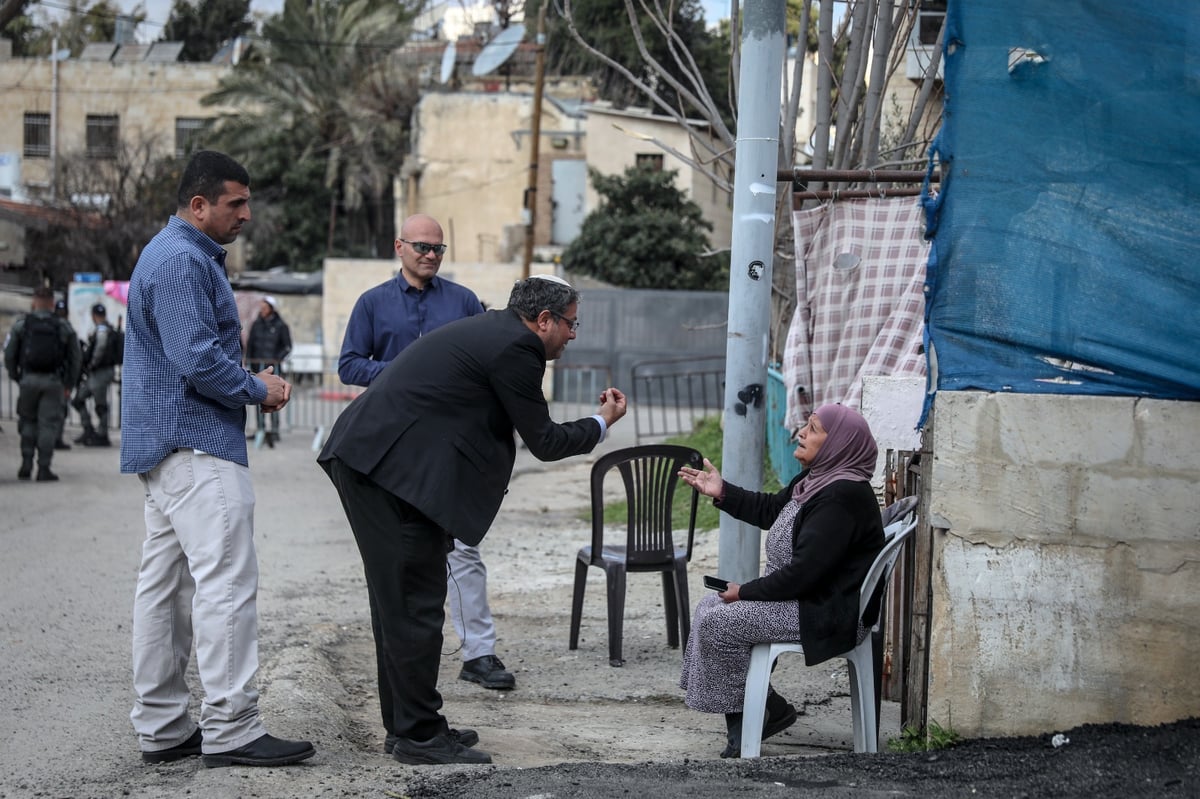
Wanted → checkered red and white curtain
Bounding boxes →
[782,197,928,430]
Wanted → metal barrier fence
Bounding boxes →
[2,363,122,432]
[550,362,613,422]
[629,356,726,444]
[4,357,730,451]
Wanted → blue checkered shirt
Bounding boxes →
[119,216,268,474]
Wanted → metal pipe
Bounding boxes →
[783,167,940,183]
[794,187,924,200]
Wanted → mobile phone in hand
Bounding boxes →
[703,575,729,592]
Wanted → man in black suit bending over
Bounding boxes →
[318,274,627,765]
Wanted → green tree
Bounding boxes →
[161,0,252,62]
[0,0,33,35]
[201,0,419,267]
[7,0,133,57]
[561,166,726,291]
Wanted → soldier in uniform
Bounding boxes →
[72,303,119,447]
[3,287,82,481]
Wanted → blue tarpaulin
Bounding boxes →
[921,1,1200,414]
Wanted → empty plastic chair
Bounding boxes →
[569,445,702,666]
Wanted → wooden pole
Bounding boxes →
[521,4,548,278]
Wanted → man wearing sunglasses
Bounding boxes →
[338,214,517,703]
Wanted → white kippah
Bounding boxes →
[527,273,572,287]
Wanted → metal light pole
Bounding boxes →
[718,0,787,582]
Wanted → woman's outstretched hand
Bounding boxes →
[678,457,724,500]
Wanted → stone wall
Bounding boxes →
[0,58,232,192]
[926,391,1200,736]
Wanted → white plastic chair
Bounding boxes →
[740,517,919,757]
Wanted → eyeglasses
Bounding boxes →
[551,312,580,332]
[400,239,447,256]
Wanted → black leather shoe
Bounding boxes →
[17,462,32,480]
[201,733,315,768]
[142,728,203,764]
[764,702,798,742]
[459,655,516,690]
[386,728,479,753]
[74,432,93,445]
[391,734,492,765]
[36,468,59,482]
[54,440,71,451]
[720,701,798,758]
[84,435,111,447]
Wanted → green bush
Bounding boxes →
[560,166,729,291]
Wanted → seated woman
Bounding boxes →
[678,403,885,758]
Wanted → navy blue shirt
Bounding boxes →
[337,273,485,387]
[120,216,268,473]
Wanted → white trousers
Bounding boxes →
[130,449,266,754]
[446,539,497,662]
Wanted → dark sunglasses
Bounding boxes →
[400,239,447,256]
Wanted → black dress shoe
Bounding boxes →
[201,733,315,768]
[54,440,71,451]
[36,468,59,482]
[459,655,516,689]
[385,728,479,753]
[142,728,203,764]
[391,734,492,765]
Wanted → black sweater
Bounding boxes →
[717,476,884,666]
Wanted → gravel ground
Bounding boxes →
[2,423,1196,799]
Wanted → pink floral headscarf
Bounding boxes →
[791,404,878,506]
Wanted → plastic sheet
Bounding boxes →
[921,0,1200,417]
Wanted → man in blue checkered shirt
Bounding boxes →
[119,150,315,769]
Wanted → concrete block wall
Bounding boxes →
[926,391,1200,737]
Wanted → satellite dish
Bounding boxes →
[471,23,526,77]
[439,40,457,84]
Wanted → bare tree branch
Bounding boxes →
[608,121,733,192]
[898,12,944,156]
[556,0,734,166]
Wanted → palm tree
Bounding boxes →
[203,0,420,258]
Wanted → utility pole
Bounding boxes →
[521,3,548,279]
[50,35,59,202]
[718,0,787,583]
